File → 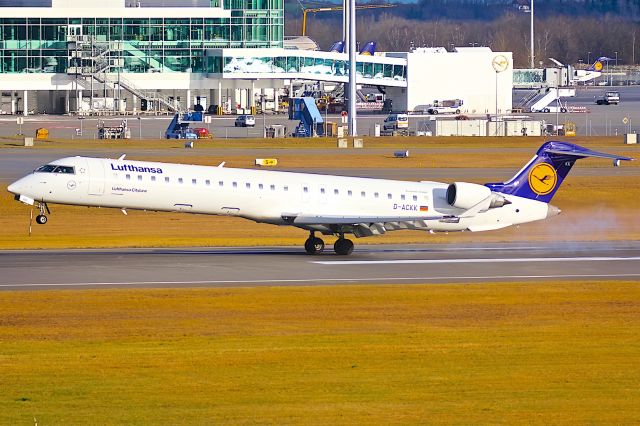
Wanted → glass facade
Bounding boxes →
[513,69,544,87]
[0,1,283,73]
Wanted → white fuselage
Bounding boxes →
[7,156,553,235]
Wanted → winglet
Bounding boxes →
[118,154,126,160]
[218,162,225,168]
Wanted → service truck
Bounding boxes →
[595,91,620,105]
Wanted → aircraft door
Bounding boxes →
[87,159,105,195]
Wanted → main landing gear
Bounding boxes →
[333,236,354,256]
[34,201,50,225]
[304,232,354,255]
[304,232,325,255]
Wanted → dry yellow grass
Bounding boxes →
[1,282,639,424]
[125,150,639,169]
[0,134,635,150]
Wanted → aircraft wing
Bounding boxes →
[290,214,442,225]
[285,213,446,237]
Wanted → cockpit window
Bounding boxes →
[35,165,75,174]
[35,165,56,173]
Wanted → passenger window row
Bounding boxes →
[119,173,426,201]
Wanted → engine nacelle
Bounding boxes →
[447,182,491,209]
[447,182,491,210]
[447,182,512,210]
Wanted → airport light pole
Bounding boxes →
[588,51,591,65]
[530,0,534,68]
[348,0,357,136]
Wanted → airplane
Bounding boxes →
[6,141,633,255]
[573,56,612,84]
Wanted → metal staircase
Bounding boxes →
[66,35,182,113]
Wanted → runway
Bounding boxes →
[2,241,639,290]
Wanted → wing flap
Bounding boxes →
[291,214,442,225]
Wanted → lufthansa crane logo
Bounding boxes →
[594,61,603,71]
[528,163,557,196]
[492,55,509,73]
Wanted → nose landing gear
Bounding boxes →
[34,201,50,225]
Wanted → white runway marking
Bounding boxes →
[314,256,640,265]
[1,273,640,288]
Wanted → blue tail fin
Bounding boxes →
[329,41,345,53]
[359,41,376,55]
[586,56,612,72]
[485,141,633,203]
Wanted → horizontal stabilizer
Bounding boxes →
[543,144,634,162]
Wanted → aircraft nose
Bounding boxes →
[546,204,562,218]
[7,176,30,196]
[7,180,20,195]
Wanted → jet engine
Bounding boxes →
[446,182,510,210]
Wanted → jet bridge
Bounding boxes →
[207,48,408,88]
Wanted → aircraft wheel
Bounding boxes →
[455,109,461,114]
[304,237,324,255]
[560,107,567,113]
[35,214,48,225]
[334,238,354,256]
[543,108,550,113]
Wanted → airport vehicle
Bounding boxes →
[98,119,131,140]
[234,115,256,127]
[289,97,324,137]
[383,113,409,130]
[595,91,620,105]
[7,142,632,255]
[193,128,213,139]
[528,88,575,113]
[426,99,463,115]
[165,111,202,139]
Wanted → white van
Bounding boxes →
[383,114,409,130]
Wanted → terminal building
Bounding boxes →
[0,0,513,116]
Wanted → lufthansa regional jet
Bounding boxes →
[7,141,633,255]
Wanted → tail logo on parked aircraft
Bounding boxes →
[593,61,604,71]
[528,163,557,195]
